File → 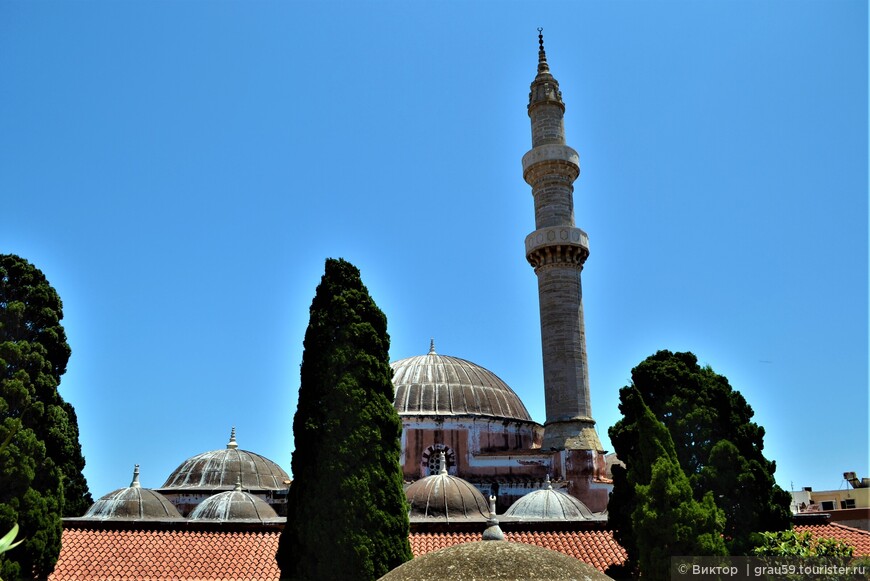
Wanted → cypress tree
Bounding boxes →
[625,387,726,580]
[0,254,92,579]
[276,258,412,580]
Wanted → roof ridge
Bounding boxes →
[827,522,870,535]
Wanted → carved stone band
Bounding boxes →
[524,226,589,255]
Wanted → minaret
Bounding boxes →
[523,30,602,453]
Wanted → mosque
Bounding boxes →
[48,31,870,581]
[50,33,631,580]
[70,28,612,524]
[393,26,615,515]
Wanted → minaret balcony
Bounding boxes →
[523,143,580,187]
[524,226,589,269]
[522,144,579,173]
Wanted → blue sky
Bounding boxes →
[1,1,866,503]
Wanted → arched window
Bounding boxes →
[421,444,455,476]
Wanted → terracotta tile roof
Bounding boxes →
[794,523,870,556]
[409,530,628,572]
[49,528,280,580]
[51,527,625,579]
[48,522,869,579]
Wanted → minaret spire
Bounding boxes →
[537,27,550,74]
[522,31,602,453]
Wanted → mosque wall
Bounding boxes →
[562,450,611,513]
[400,416,543,481]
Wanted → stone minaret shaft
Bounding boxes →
[523,31,602,452]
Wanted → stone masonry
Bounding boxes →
[523,31,603,454]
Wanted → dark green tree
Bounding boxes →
[276,258,412,580]
[0,254,92,579]
[607,387,726,579]
[635,455,726,581]
[608,350,790,560]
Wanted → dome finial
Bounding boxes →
[482,494,505,540]
[234,479,243,492]
[438,451,448,475]
[544,473,552,489]
[429,338,436,355]
[130,464,141,488]
[227,426,238,449]
[537,27,550,74]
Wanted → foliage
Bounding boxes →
[0,423,25,581]
[752,529,854,557]
[276,258,412,580]
[605,461,637,579]
[608,350,790,560]
[0,524,24,556]
[0,254,92,579]
[608,387,726,580]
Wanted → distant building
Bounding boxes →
[792,471,870,531]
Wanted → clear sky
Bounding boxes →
[1,1,866,503]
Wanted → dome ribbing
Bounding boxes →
[189,483,280,521]
[83,466,181,520]
[392,346,532,421]
[405,452,490,521]
[159,429,289,492]
[504,476,599,521]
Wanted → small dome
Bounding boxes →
[392,342,532,421]
[190,483,280,521]
[405,452,489,521]
[504,476,598,521]
[159,428,289,492]
[378,541,614,581]
[83,466,181,520]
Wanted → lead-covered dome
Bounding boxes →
[504,476,599,521]
[392,341,532,421]
[405,452,490,521]
[159,428,289,492]
[83,466,181,520]
[189,483,281,521]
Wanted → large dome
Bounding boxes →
[392,342,532,421]
[83,466,181,521]
[159,428,289,492]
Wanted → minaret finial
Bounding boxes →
[537,27,550,74]
[429,338,436,355]
[130,464,141,488]
[227,426,238,449]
